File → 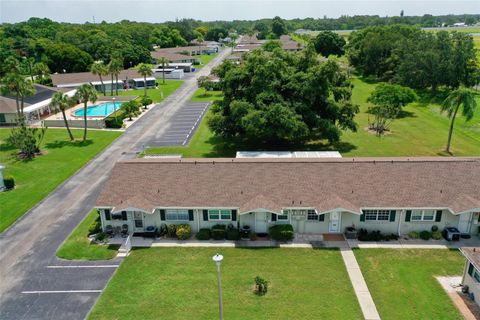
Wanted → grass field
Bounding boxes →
[117,80,183,103]
[89,248,362,320]
[194,52,218,69]
[355,249,464,320]
[0,129,121,232]
[57,209,119,260]
[191,89,224,102]
[144,77,480,157]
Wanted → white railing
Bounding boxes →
[124,235,132,254]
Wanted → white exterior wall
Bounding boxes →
[44,119,106,129]
[0,113,18,124]
[342,213,399,234]
[399,210,459,235]
[462,261,480,307]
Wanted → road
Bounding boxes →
[0,48,230,320]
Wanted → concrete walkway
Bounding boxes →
[340,248,381,320]
[348,237,480,249]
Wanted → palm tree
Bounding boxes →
[196,35,204,57]
[0,74,35,119]
[0,73,23,116]
[441,88,477,154]
[19,79,36,117]
[136,63,153,96]
[157,57,169,85]
[50,92,75,141]
[75,84,98,141]
[32,62,51,85]
[90,62,108,96]
[108,58,122,96]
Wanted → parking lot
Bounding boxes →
[144,102,209,147]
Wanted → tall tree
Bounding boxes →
[156,57,169,84]
[271,16,287,38]
[75,84,98,141]
[136,63,153,96]
[313,31,346,57]
[90,61,108,96]
[441,88,477,154]
[32,62,51,85]
[50,91,75,141]
[107,58,122,96]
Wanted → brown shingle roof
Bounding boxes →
[151,48,195,62]
[51,69,143,87]
[461,247,480,271]
[96,157,480,214]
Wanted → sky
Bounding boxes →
[0,0,479,24]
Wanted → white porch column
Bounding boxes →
[0,165,5,191]
[398,210,404,236]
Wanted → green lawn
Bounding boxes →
[89,248,362,320]
[117,79,183,103]
[0,129,121,232]
[194,52,218,69]
[57,209,119,260]
[144,77,480,157]
[355,249,464,320]
[191,89,224,102]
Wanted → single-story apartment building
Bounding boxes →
[127,77,157,89]
[460,247,480,306]
[0,84,76,124]
[152,68,184,80]
[51,69,146,90]
[151,50,196,64]
[95,157,480,237]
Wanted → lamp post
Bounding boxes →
[212,253,224,320]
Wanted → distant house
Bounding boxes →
[460,247,480,306]
[152,68,184,80]
[96,157,480,237]
[0,84,76,124]
[128,77,157,90]
[151,50,196,64]
[51,69,144,91]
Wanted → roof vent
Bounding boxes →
[373,160,376,165]
[195,161,197,165]
[240,190,243,194]
[474,248,476,252]
[158,189,160,193]
[300,200,302,205]
[213,160,215,165]
[351,190,354,193]
[440,189,443,194]
[292,200,294,205]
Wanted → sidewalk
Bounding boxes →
[341,247,381,320]
[348,237,480,249]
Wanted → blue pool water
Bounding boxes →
[73,102,123,117]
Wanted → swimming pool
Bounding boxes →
[73,102,123,117]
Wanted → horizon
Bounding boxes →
[1,0,479,24]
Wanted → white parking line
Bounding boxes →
[46,265,119,268]
[182,104,209,146]
[22,290,103,294]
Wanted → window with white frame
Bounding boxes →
[363,210,390,221]
[208,209,231,221]
[307,209,318,221]
[278,210,289,221]
[468,263,480,282]
[411,210,435,221]
[165,209,189,221]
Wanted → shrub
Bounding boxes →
[95,232,106,241]
[167,224,177,238]
[408,231,419,239]
[3,175,15,189]
[432,231,442,240]
[212,224,226,240]
[357,229,399,241]
[196,228,211,240]
[419,230,432,240]
[176,224,192,240]
[268,224,294,241]
[431,225,439,232]
[157,223,168,237]
[104,116,124,128]
[254,276,269,295]
[226,228,241,240]
[88,215,102,236]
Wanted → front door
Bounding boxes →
[329,212,340,233]
[458,212,472,233]
[133,211,144,233]
[255,212,267,233]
